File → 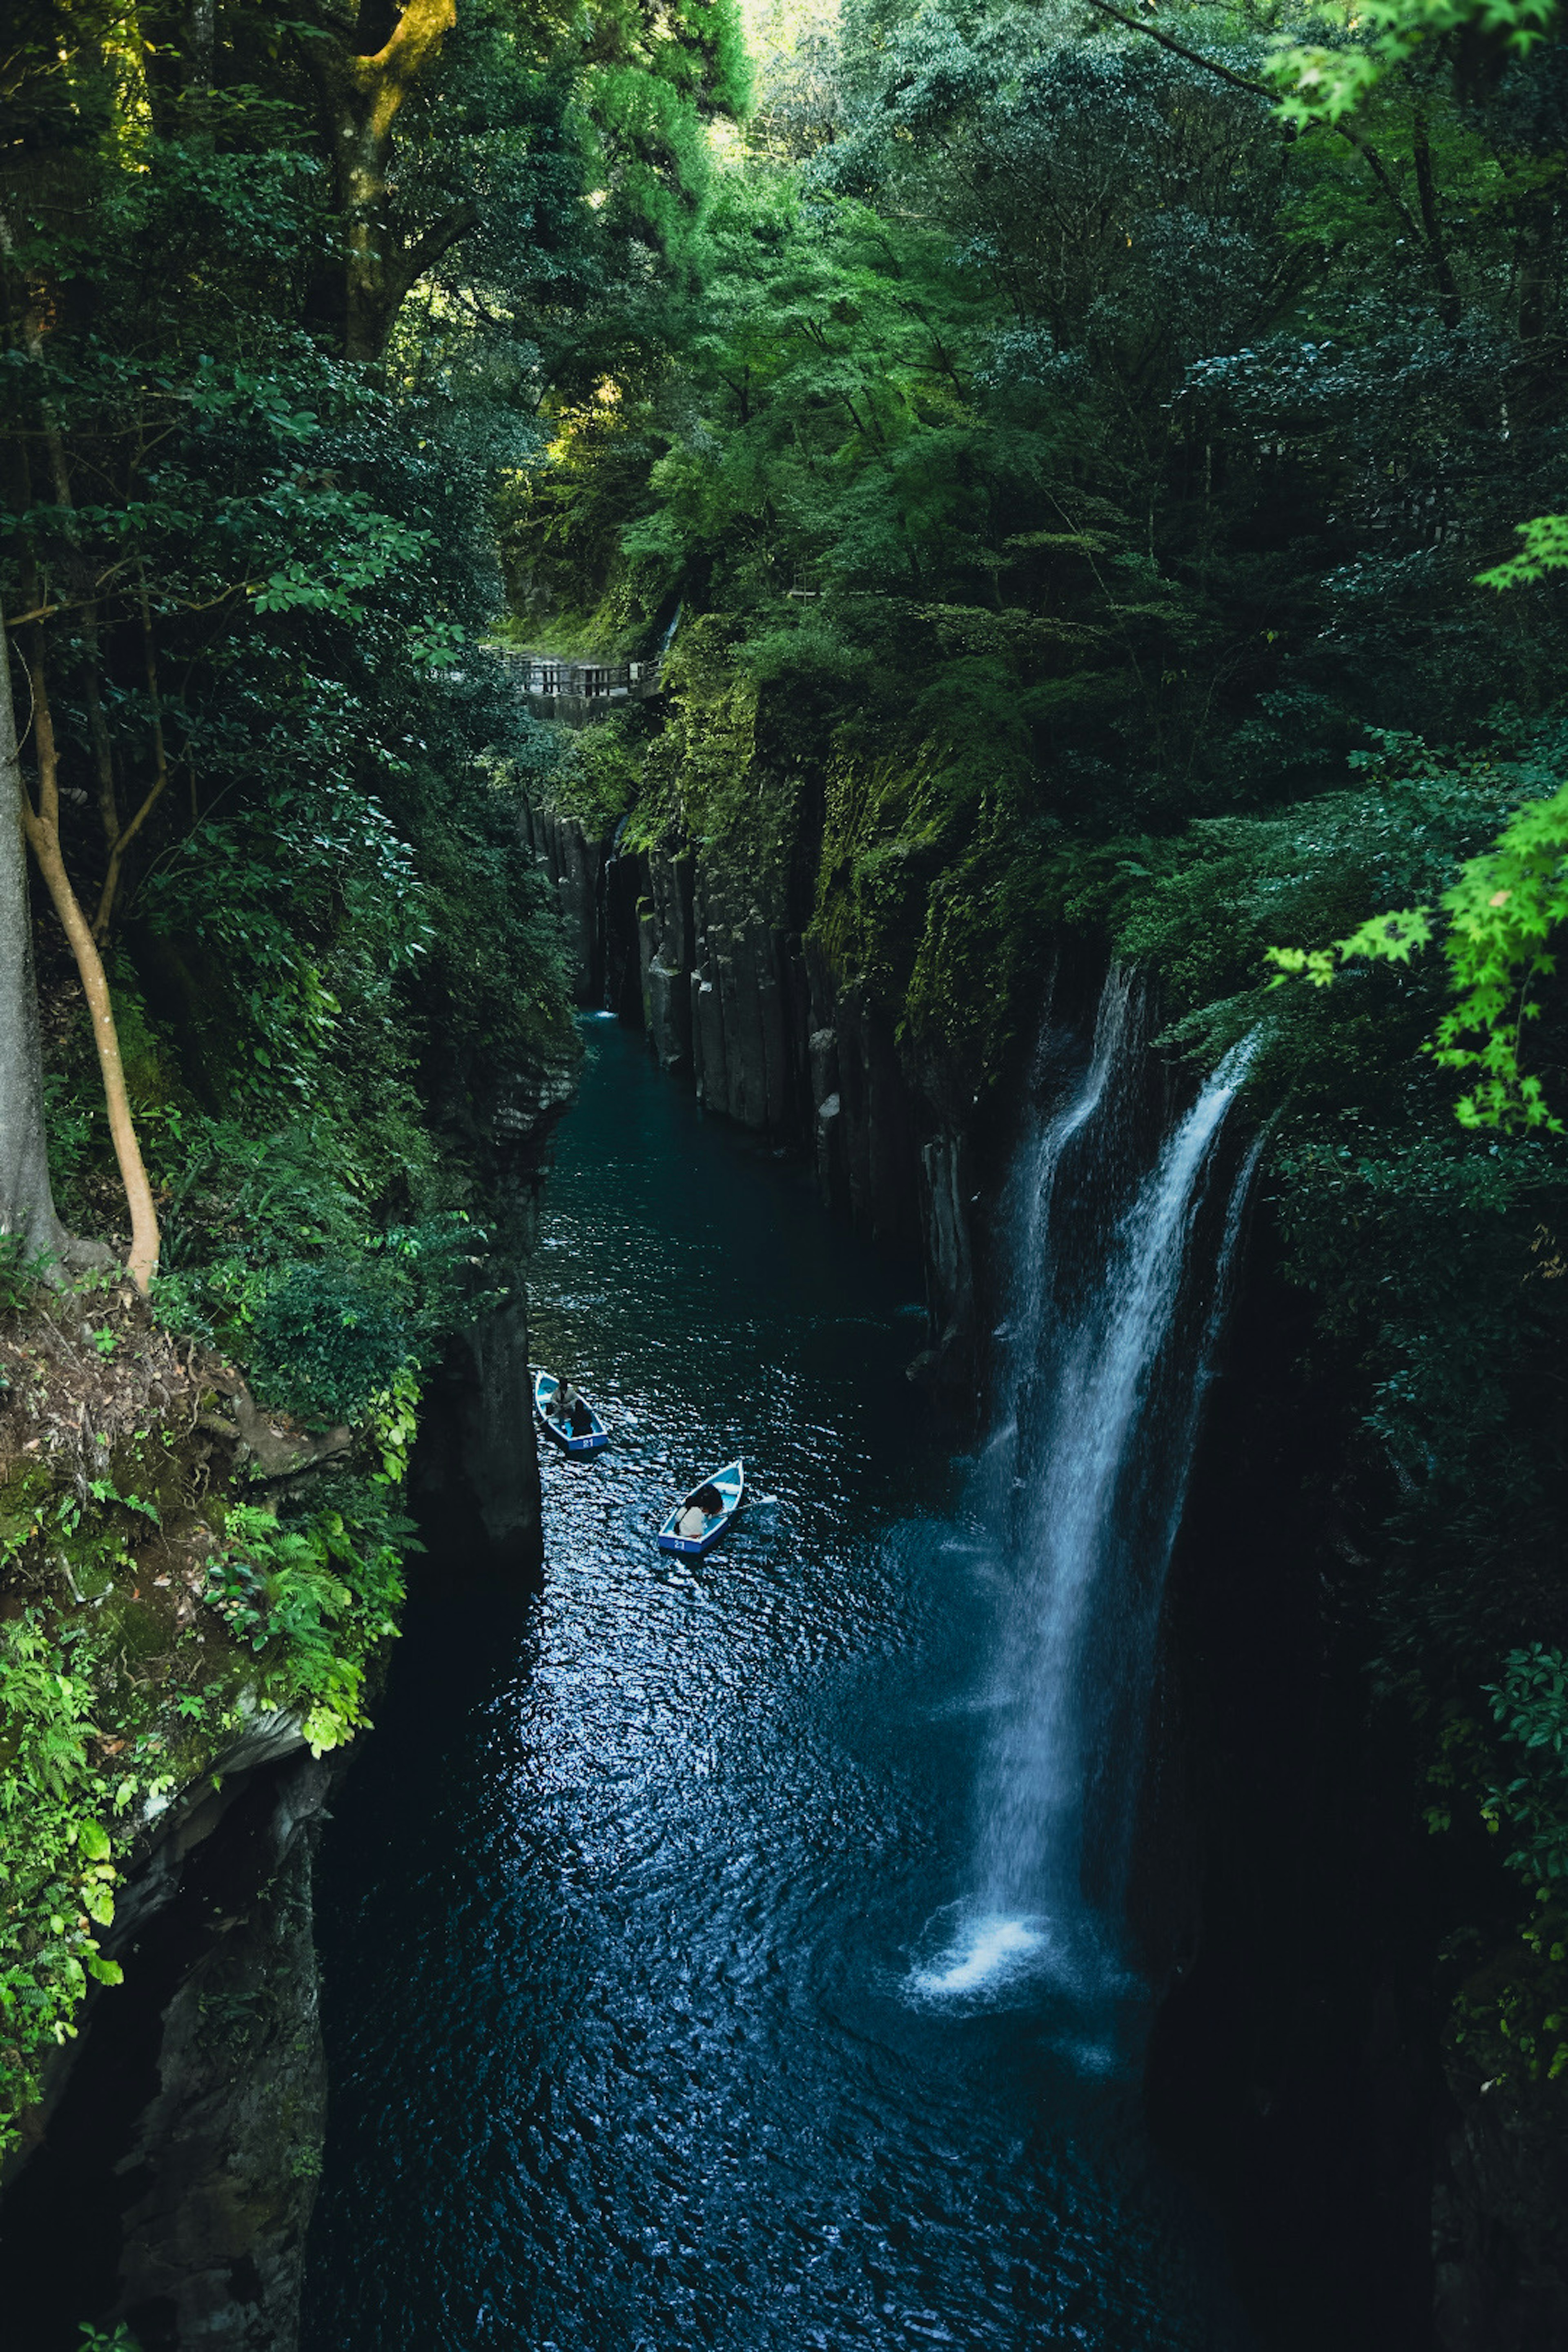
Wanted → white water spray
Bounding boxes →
[914,982,1256,2008]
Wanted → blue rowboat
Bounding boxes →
[657,1460,744,1557]
[534,1369,609,1457]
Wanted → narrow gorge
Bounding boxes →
[4,0,1568,2347]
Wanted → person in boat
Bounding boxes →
[553,1378,581,1426]
[677,1483,724,1539]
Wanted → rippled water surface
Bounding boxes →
[301,1017,1248,2352]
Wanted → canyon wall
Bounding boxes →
[521,796,977,1390]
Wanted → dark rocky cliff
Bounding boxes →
[522,796,978,1389]
[1149,1222,1568,2352]
[2,1735,334,2350]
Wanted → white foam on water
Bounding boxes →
[904,1903,1055,2009]
[920,1913,1043,1994]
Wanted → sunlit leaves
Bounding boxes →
[1483,1645,1568,1889]
[1479,513,1568,591]
[0,1615,123,2144]
[1267,0,1561,127]
[1267,773,1568,1130]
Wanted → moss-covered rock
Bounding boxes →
[0,1281,416,2160]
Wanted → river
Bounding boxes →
[300,1013,1251,2352]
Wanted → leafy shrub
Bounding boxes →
[0,1616,125,2140]
[0,1236,56,1316]
[248,1263,415,1427]
[208,1488,409,1753]
[1484,1646,1568,1893]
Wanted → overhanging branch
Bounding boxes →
[1083,0,1457,320]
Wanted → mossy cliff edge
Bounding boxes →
[526,623,1000,1386]
[0,1261,416,2342]
[0,1055,580,2345]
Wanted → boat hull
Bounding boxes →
[656,1518,735,1558]
[542,1421,610,1457]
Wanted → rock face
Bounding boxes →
[1144,1221,1568,2352]
[408,1050,579,1588]
[912,1127,976,1389]
[409,1294,546,1584]
[523,797,971,1373]
[0,1743,331,2352]
[112,1757,332,2352]
[1433,2080,1568,2352]
[529,806,605,1005]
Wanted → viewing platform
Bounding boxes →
[495,646,663,724]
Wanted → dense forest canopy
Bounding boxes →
[0,0,747,1301]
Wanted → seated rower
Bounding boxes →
[677,1501,706,1539]
[554,1378,581,1425]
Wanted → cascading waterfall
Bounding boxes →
[913,973,1257,2011]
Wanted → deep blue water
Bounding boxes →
[300,1015,1249,2352]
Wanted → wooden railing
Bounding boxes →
[497,649,662,703]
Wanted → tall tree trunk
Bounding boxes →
[16,634,160,1294]
[0,619,67,1265]
[301,0,475,361]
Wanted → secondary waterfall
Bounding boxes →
[915,973,1258,2010]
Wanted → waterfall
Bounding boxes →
[913,976,1256,2010]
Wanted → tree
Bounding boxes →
[13,618,162,1290]
[267,0,748,363]
[292,0,478,361]
[0,612,67,1264]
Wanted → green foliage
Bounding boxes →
[152,1181,494,1431]
[1479,514,1568,592]
[247,1267,416,1430]
[514,0,1568,1059]
[145,1122,494,1423]
[538,709,654,838]
[1448,1910,1568,2087]
[1428,1655,1568,2090]
[1266,769,1568,1131]
[0,1616,126,2133]
[0,1440,416,2149]
[1483,1646,1568,1890]
[0,1237,56,1316]
[1268,0,1561,127]
[205,1488,409,1757]
[1434,788,1568,1129]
